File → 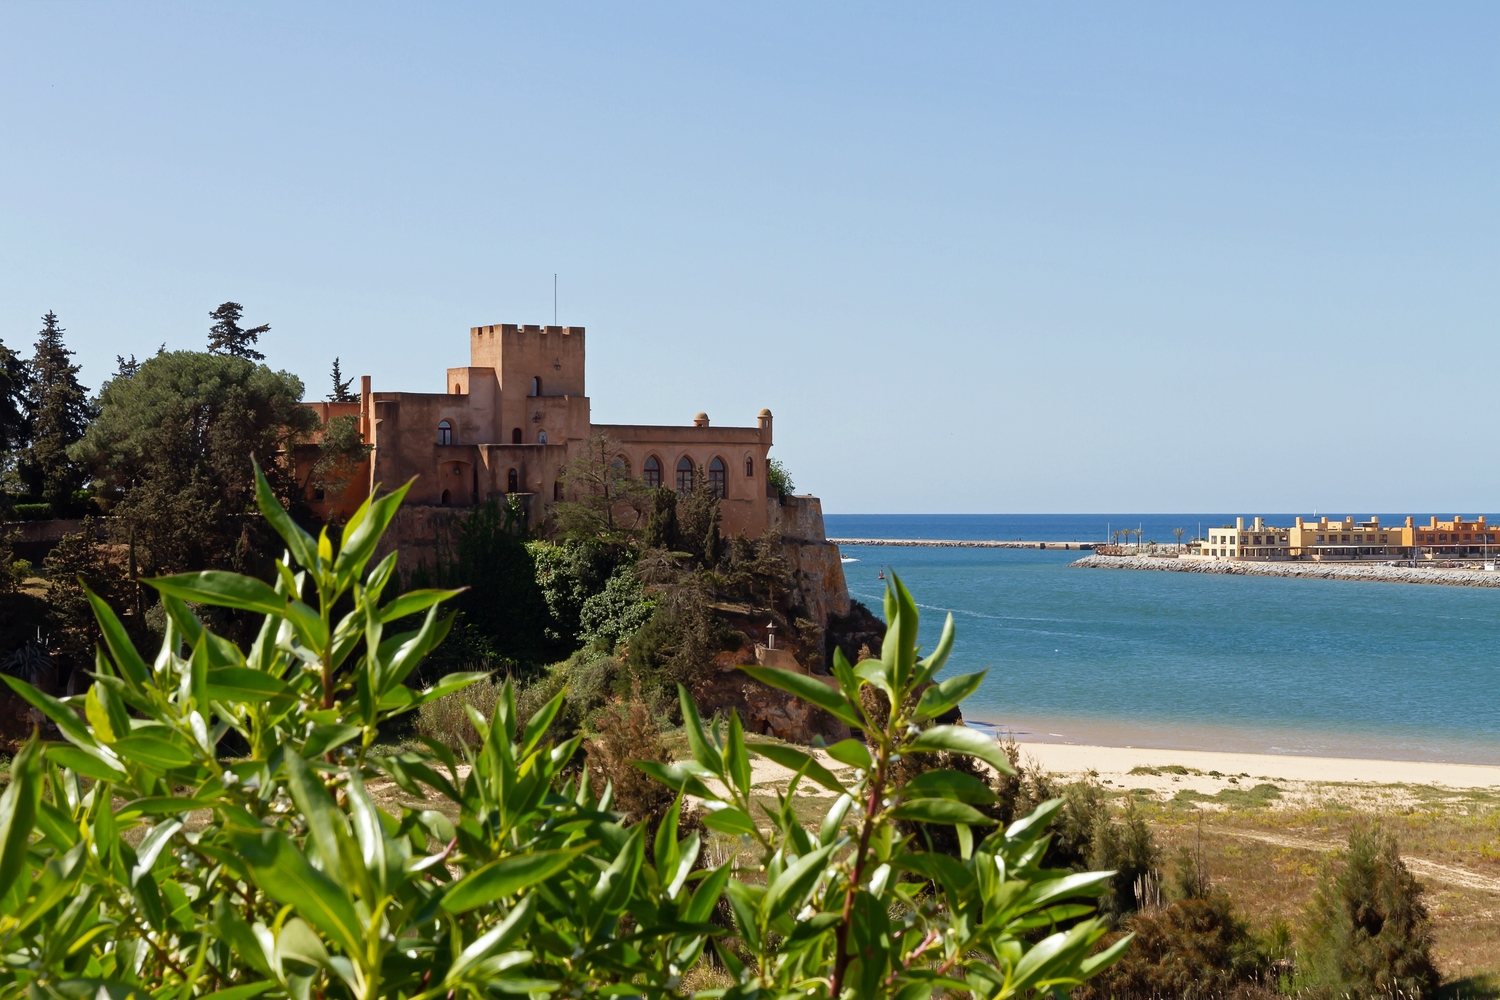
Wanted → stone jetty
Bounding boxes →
[831,538,1096,550]
[1074,553,1500,589]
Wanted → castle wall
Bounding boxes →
[769,495,851,624]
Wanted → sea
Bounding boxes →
[824,514,1500,766]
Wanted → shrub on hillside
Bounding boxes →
[586,682,680,837]
[1301,822,1439,997]
[1077,893,1266,1000]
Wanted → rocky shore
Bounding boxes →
[1073,553,1500,588]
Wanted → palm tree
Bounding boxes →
[1173,527,1186,551]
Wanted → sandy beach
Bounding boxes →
[1008,740,1500,793]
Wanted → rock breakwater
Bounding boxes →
[833,538,1095,550]
[1074,554,1500,589]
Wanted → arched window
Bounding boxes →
[537,430,548,444]
[441,489,451,505]
[612,455,630,480]
[512,427,522,444]
[708,457,727,498]
[531,376,541,397]
[453,383,462,394]
[507,468,519,493]
[676,456,695,495]
[643,455,662,489]
[553,480,563,501]
[437,420,452,445]
[745,457,754,477]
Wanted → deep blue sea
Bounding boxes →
[825,514,1500,764]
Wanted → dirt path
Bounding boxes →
[1219,829,1500,894]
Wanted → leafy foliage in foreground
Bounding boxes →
[0,464,1126,999]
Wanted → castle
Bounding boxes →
[299,323,779,538]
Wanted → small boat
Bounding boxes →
[877,569,885,581]
[840,556,860,564]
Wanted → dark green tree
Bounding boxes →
[70,350,316,574]
[1304,822,1438,997]
[327,356,356,402]
[19,311,93,509]
[206,300,268,360]
[114,354,140,379]
[0,333,29,463]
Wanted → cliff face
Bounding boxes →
[769,496,851,626]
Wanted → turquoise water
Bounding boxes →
[827,516,1500,764]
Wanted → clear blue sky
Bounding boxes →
[3,4,1496,514]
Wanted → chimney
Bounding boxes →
[1253,516,1263,531]
[1236,517,1244,531]
[693,412,709,427]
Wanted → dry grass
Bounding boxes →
[1137,788,1500,987]
[414,674,502,750]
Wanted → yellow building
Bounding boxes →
[1200,517,1290,560]
[1286,516,1414,559]
[1412,516,1499,557]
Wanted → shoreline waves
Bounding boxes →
[1074,552,1500,588]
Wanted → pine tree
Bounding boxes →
[206,301,268,360]
[114,354,140,380]
[19,312,93,509]
[327,356,356,402]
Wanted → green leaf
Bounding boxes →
[82,584,150,690]
[112,735,196,771]
[336,481,413,584]
[685,863,731,924]
[1079,930,1134,975]
[725,711,751,798]
[199,982,278,1000]
[905,725,1014,775]
[677,684,724,778]
[411,672,488,711]
[444,896,537,986]
[632,761,716,801]
[116,796,219,820]
[889,798,994,825]
[254,458,319,571]
[146,571,285,617]
[380,588,464,623]
[901,769,999,805]
[442,848,584,913]
[44,744,126,782]
[654,796,681,880]
[752,742,846,794]
[520,684,565,756]
[700,806,758,837]
[913,612,956,688]
[231,828,363,957]
[283,600,329,653]
[825,738,873,770]
[762,841,836,918]
[0,739,41,909]
[206,667,292,700]
[3,676,97,749]
[303,724,362,757]
[913,669,986,721]
[283,752,346,888]
[738,666,863,729]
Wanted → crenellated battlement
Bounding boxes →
[469,324,585,339]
